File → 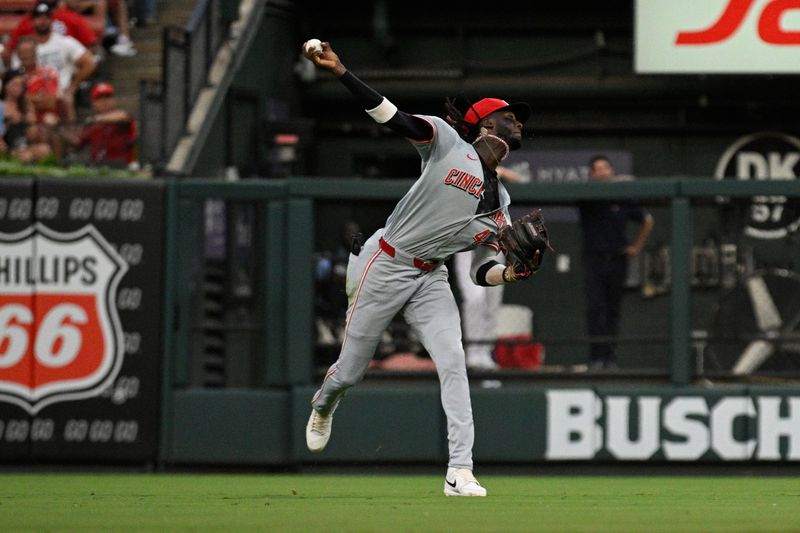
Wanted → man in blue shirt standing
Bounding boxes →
[579,155,654,370]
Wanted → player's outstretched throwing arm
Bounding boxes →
[302,39,433,142]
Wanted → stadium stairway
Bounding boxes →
[97,0,199,122]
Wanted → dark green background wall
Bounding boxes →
[184,1,800,371]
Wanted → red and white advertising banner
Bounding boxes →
[0,179,164,463]
[0,224,127,415]
[635,0,800,73]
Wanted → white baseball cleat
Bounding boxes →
[443,467,487,497]
[306,409,333,452]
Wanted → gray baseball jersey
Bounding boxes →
[384,115,511,259]
[311,115,510,470]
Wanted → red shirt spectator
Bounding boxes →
[7,5,98,52]
[26,64,61,124]
[77,82,137,165]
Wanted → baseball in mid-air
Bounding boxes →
[304,38,323,55]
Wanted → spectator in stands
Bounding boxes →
[135,0,157,27]
[64,81,137,167]
[16,37,62,124]
[2,0,99,68]
[106,0,137,56]
[64,0,136,57]
[1,68,54,163]
[14,38,66,157]
[11,2,97,124]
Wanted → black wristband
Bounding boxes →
[476,260,500,287]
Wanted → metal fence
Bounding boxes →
[138,0,232,169]
[158,177,800,390]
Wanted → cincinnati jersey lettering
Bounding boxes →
[443,168,484,199]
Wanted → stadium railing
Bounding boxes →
[138,0,234,169]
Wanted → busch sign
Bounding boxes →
[0,224,128,414]
[546,390,800,461]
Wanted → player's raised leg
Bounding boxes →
[307,240,414,452]
[307,334,381,452]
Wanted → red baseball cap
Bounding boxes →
[463,98,531,125]
[91,82,115,100]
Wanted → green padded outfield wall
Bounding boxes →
[290,385,800,464]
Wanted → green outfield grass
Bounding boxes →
[1,473,799,532]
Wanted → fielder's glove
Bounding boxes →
[498,209,554,282]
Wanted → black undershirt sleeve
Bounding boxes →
[475,260,501,287]
[339,70,383,108]
[339,70,433,141]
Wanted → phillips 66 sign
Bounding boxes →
[636,0,800,73]
[0,179,164,463]
[0,224,127,414]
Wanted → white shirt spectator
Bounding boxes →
[12,33,87,93]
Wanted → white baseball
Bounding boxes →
[304,38,323,55]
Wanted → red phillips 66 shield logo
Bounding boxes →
[0,224,128,414]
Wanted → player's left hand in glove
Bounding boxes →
[498,208,554,283]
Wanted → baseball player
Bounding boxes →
[302,39,542,497]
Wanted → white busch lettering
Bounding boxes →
[606,396,661,460]
[545,390,601,460]
[711,397,756,460]
[545,391,800,461]
[757,397,800,460]
[662,397,709,461]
